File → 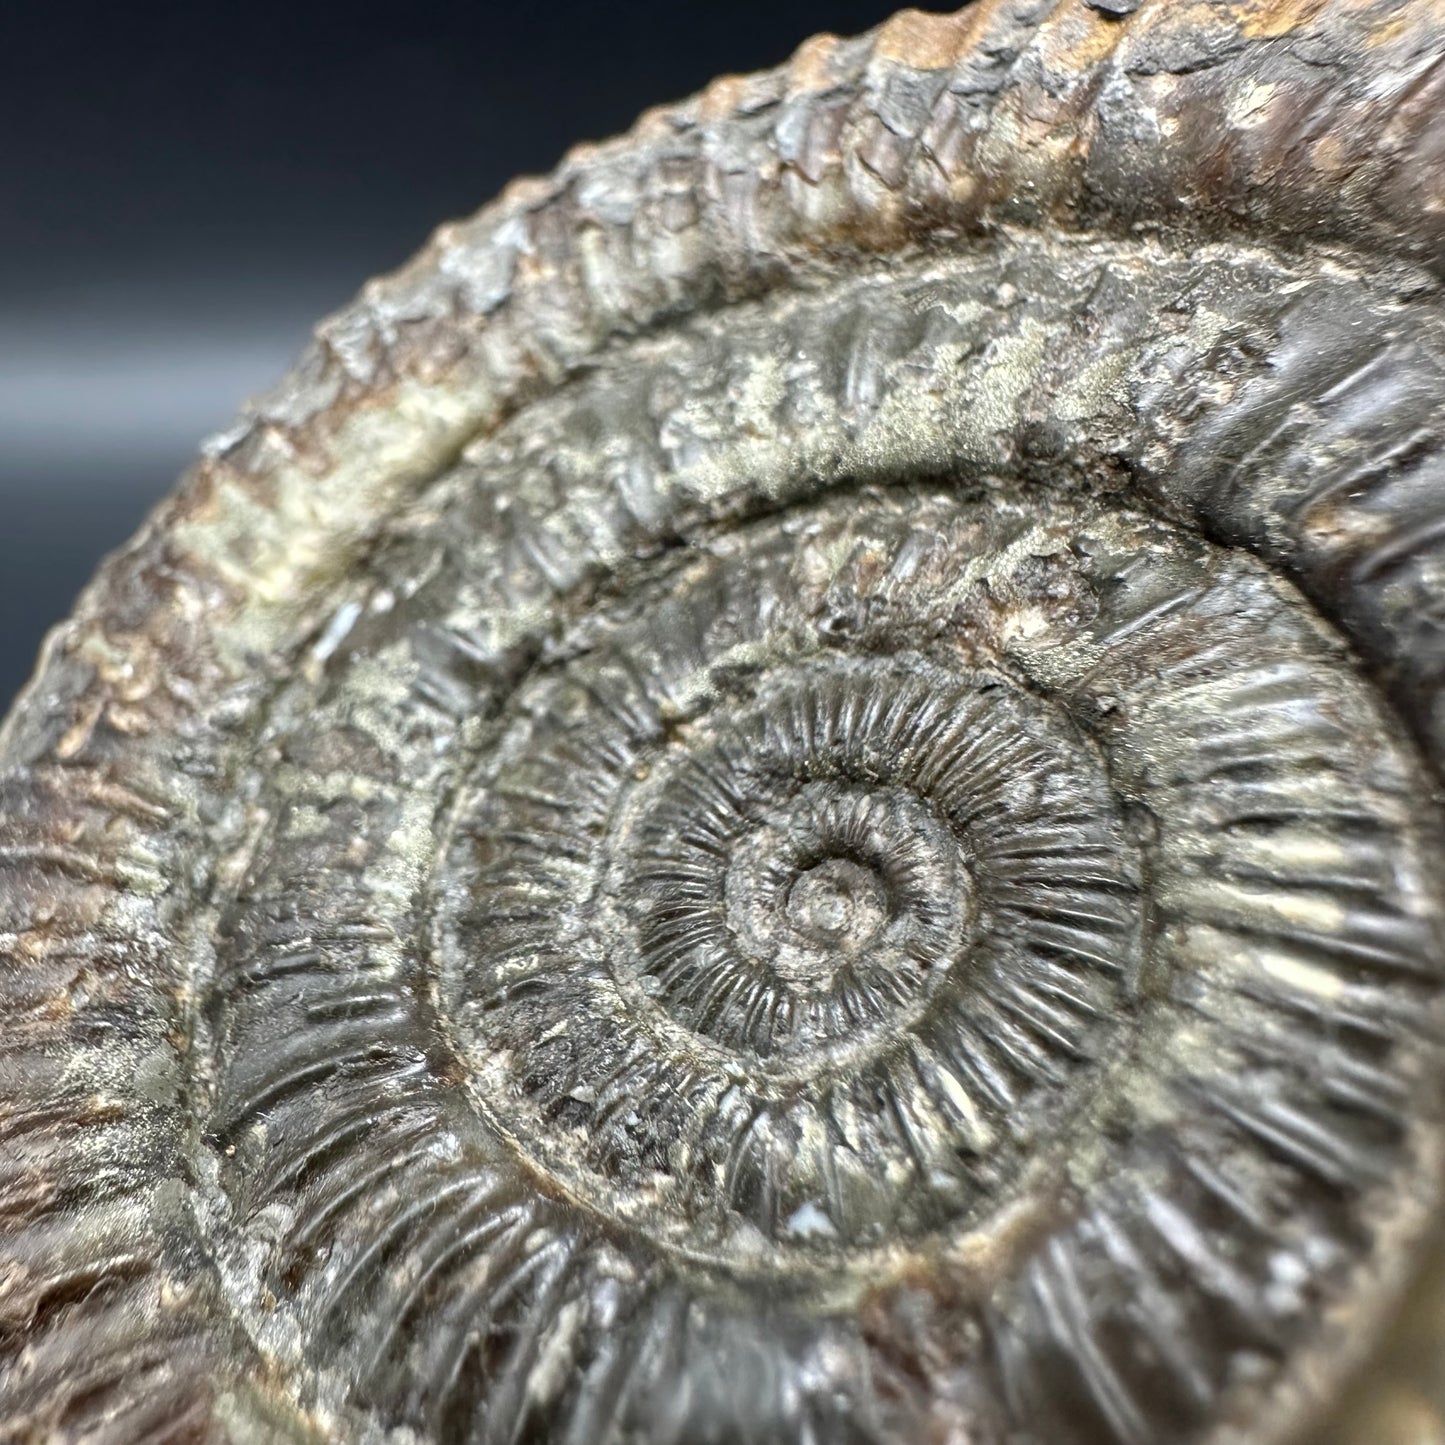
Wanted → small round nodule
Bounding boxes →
[784,857,887,955]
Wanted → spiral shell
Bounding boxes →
[5,4,1445,1443]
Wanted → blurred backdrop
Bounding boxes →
[1,0,898,709]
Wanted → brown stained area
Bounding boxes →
[873,6,998,68]
[697,73,757,123]
[1240,0,1335,35]
[1036,4,1136,71]
[1368,0,1445,48]
[786,32,845,95]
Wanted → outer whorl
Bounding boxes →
[4,4,1445,1443]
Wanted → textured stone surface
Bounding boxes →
[3,3,1445,1443]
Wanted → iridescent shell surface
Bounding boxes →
[4,4,1445,1443]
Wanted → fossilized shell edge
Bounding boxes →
[5,4,1445,1443]
[9,0,1445,733]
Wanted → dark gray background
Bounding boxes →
[1,0,896,709]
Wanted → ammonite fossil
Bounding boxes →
[6,3,1445,1442]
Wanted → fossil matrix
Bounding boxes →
[4,4,1445,1444]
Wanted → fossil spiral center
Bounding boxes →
[613,744,976,1067]
[166,172,1445,1440]
[431,491,1162,1264]
[423,477,1445,1289]
[784,859,885,951]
